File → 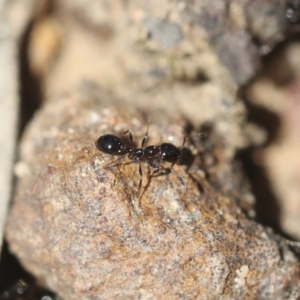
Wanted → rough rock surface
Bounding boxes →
[28,0,291,105]
[6,87,299,299]
[54,0,290,85]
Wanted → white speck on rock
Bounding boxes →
[234,265,249,288]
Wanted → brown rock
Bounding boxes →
[55,0,288,85]
[6,86,299,299]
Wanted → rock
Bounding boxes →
[56,0,289,85]
[6,86,299,299]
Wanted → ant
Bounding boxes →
[95,126,188,196]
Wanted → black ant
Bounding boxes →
[95,127,188,195]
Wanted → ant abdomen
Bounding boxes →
[95,134,126,155]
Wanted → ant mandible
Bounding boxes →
[95,126,188,195]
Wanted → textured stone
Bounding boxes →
[6,87,299,299]
[55,0,289,85]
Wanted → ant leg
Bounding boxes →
[123,130,134,147]
[176,136,189,164]
[141,123,150,148]
[179,133,206,150]
[181,136,188,149]
[102,154,127,169]
[138,161,160,198]
[124,123,149,148]
[138,162,143,196]
[147,161,161,176]
[170,163,186,190]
